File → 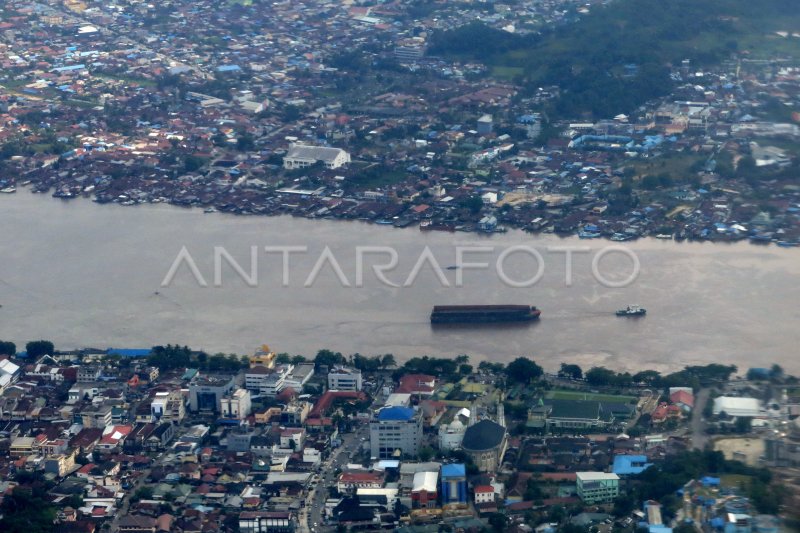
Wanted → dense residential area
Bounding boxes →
[0,1,798,243]
[0,340,797,532]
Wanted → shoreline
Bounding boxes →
[11,185,800,249]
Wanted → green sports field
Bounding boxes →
[546,390,637,404]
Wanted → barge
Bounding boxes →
[430,304,541,324]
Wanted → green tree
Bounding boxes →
[314,349,346,370]
[505,357,543,384]
[381,353,396,369]
[25,340,54,358]
[418,446,435,461]
[558,363,583,380]
[0,340,16,356]
[0,486,58,533]
[585,366,616,386]
[734,417,752,434]
[487,512,507,532]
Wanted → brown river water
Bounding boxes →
[1,190,799,374]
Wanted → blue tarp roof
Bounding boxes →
[702,476,720,486]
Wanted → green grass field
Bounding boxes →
[546,390,637,403]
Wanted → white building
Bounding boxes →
[328,366,363,391]
[220,388,252,420]
[576,472,620,503]
[245,364,294,396]
[283,144,351,170]
[438,408,470,451]
[0,358,20,393]
[713,397,762,418]
[283,363,315,391]
[474,485,495,505]
[370,406,423,459]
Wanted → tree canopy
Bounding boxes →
[505,357,543,384]
[25,340,54,358]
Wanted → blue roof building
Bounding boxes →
[441,463,467,504]
[612,455,653,476]
[377,406,415,421]
[371,406,422,459]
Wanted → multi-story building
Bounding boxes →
[220,388,252,420]
[282,400,312,426]
[77,365,101,383]
[283,363,315,391]
[150,390,186,423]
[576,472,620,503]
[189,376,235,413]
[441,463,468,504]
[328,366,363,391]
[44,451,77,477]
[245,365,293,397]
[474,486,495,505]
[80,405,113,429]
[40,438,70,456]
[369,406,423,459]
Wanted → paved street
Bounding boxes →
[691,388,712,450]
[300,424,369,533]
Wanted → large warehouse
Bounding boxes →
[712,396,762,418]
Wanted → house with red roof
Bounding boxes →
[337,470,385,492]
[397,374,436,396]
[651,403,683,424]
[474,485,495,505]
[670,389,695,412]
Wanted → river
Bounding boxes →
[1,190,799,374]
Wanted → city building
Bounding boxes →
[477,114,493,135]
[250,345,276,368]
[612,455,653,476]
[438,408,470,451]
[461,419,507,472]
[411,470,439,509]
[474,485,495,505]
[545,399,615,430]
[328,366,363,391]
[239,511,295,533]
[189,376,235,413]
[441,463,467,504]
[576,472,620,503]
[220,388,252,420]
[370,406,423,459]
[283,144,350,170]
[44,451,77,477]
[76,365,101,383]
[282,363,315,391]
[713,397,762,418]
[150,390,186,423]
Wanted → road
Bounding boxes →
[691,388,712,450]
[299,424,369,533]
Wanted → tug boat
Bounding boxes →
[616,305,646,317]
